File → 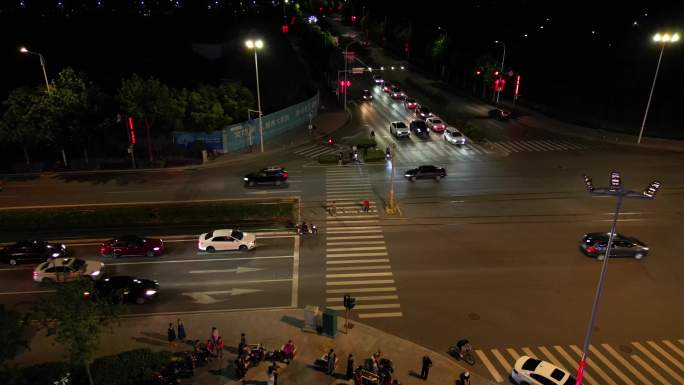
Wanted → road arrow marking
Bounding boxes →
[182,288,263,304]
[188,266,264,274]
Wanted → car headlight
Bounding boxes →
[90,270,101,277]
[243,177,249,181]
[145,289,157,296]
[153,247,160,251]
[404,174,411,177]
[61,244,66,249]
[51,252,61,258]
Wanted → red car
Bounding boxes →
[100,235,164,258]
[404,98,418,110]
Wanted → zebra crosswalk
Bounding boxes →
[487,139,589,154]
[293,144,337,159]
[324,166,402,319]
[476,339,684,385]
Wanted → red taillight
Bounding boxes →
[283,172,288,178]
[83,291,91,298]
[32,272,38,277]
[586,246,597,253]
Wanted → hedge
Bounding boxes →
[364,148,386,162]
[461,125,486,142]
[354,138,377,150]
[317,153,339,164]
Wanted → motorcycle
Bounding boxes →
[385,152,392,161]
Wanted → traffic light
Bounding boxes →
[339,80,352,93]
[281,25,289,34]
[475,69,482,76]
[643,181,662,198]
[327,136,334,146]
[351,15,356,23]
[343,294,356,310]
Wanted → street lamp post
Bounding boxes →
[282,0,288,19]
[575,172,662,385]
[386,143,398,214]
[19,47,50,93]
[245,39,265,153]
[494,40,506,103]
[637,32,679,144]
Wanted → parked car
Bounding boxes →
[390,86,404,99]
[416,106,433,119]
[244,166,289,187]
[0,240,66,265]
[409,120,429,137]
[198,229,256,252]
[488,107,511,120]
[361,89,373,101]
[444,127,467,145]
[390,121,410,138]
[404,165,446,181]
[426,117,446,133]
[99,235,164,258]
[33,258,104,284]
[512,356,576,385]
[404,98,418,110]
[86,275,159,304]
[372,75,384,85]
[579,232,649,260]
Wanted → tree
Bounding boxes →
[1,86,48,165]
[31,280,124,385]
[118,74,180,162]
[0,304,28,369]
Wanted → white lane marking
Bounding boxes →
[663,340,684,360]
[647,341,684,371]
[326,279,394,286]
[292,234,299,308]
[630,354,669,385]
[108,255,293,266]
[326,194,375,199]
[325,188,374,193]
[0,197,296,211]
[326,287,396,294]
[327,265,391,271]
[245,190,302,195]
[182,288,263,304]
[327,226,381,230]
[491,349,513,374]
[163,278,292,288]
[0,289,56,296]
[507,348,521,360]
[475,350,504,383]
[325,215,379,219]
[632,341,684,383]
[326,252,388,258]
[326,235,384,240]
[105,190,164,194]
[326,272,393,279]
[327,230,383,234]
[589,345,636,385]
[326,295,398,302]
[326,259,390,265]
[327,199,376,204]
[188,267,264,274]
[358,312,402,319]
[538,346,565,369]
[553,346,598,385]
[326,220,380,224]
[328,303,400,311]
[567,345,617,385]
[602,344,653,385]
[326,246,386,252]
[327,241,386,246]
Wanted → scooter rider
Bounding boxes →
[385,147,391,159]
[456,339,470,359]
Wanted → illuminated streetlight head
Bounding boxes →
[255,40,264,49]
[654,32,680,43]
[19,47,28,53]
[672,33,680,42]
[245,40,254,49]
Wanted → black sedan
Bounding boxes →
[404,165,447,182]
[244,166,289,187]
[488,108,511,120]
[86,275,160,304]
[579,233,649,260]
[0,240,66,265]
[409,120,429,137]
[416,106,433,119]
[361,89,373,101]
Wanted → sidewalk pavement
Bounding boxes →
[14,308,494,385]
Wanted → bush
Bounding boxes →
[461,125,486,142]
[364,148,385,162]
[317,153,338,164]
[355,138,377,150]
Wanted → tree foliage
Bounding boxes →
[118,74,181,133]
[0,304,28,368]
[1,86,47,164]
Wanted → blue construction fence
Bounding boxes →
[174,92,319,153]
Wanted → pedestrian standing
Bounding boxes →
[460,371,471,385]
[326,348,336,375]
[211,327,223,359]
[177,319,186,342]
[338,152,343,165]
[239,332,247,356]
[167,322,176,348]
[346,353,354,379]
[420,355,432,380]
[362,199,370,212]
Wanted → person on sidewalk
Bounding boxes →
[460,371,471,385]
[362,199,370,212]
[420,355,432,380]
[326,348,336,375]
[177,319,186,342]
[338,152,343,165]
[210,327,224,359]
[167,323,177,348]
[239,332,247,356]
[346,353,354,379]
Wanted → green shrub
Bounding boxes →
[355,138,377,150]
[364,148,386,162]
[462,125,486,142]
[318,153,338,164]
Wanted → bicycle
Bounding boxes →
[448,342,475,365]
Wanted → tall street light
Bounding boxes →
[575,172,662,385]
[282,0,288,19]
[494,40,506,103]
[19,46,50,93]
[637,32,679,144]
[245,39,265,153]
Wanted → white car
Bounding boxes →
[512,356,576,385]
[426,117,447,133]
[444,127,467,145]
[33,258,104,284]
[198,229,256,252]
[390,121,410,138]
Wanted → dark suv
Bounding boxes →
[404,165,447,181]
[244,166,289,186]
[410,120,429,137]
[579,233,649,260]
[0,240,66,265]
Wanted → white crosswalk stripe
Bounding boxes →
[485,139,590,153]
[294,144,337,158]
[475,340,684,384]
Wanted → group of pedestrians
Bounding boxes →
[167,319,187,348]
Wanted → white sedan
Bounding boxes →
[444,127,467,145]
[198,229,256,252]
[512,356,575,385]
[33,258,104,284]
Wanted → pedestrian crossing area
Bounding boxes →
[324,166,402,320]
[293,143,337,159]
[476,339,684,385]
[486,139,588,154]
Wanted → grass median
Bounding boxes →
[0,199,297,241]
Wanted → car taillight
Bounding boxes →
[32,272,38,277]
[586,246,597,253]
[283,172,288,178]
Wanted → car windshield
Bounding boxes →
[432,119,442,124]
[521,357,541,371]
[363,90,370,95]
[205,231,213,240]
[407,99,415,103]
[414,121,427,128]
[71,259,86,270]
[395,122,407,128]
[449,130,462,136]
[550,369,566,381]
[231,230,244,240]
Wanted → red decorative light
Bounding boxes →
[127,116,136,145]
[351,15,357,23]
[514,74,521,97]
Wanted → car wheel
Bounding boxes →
[275,180,281,186]
[597,254,606,261]
[9,259,17,266]
[239,245,248,251]
[42,277,54,284]
[634,253,644,260]
[206,246,215,253]
[146,251,155,257]
[135,297,146,305]
[410,176,416,182]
